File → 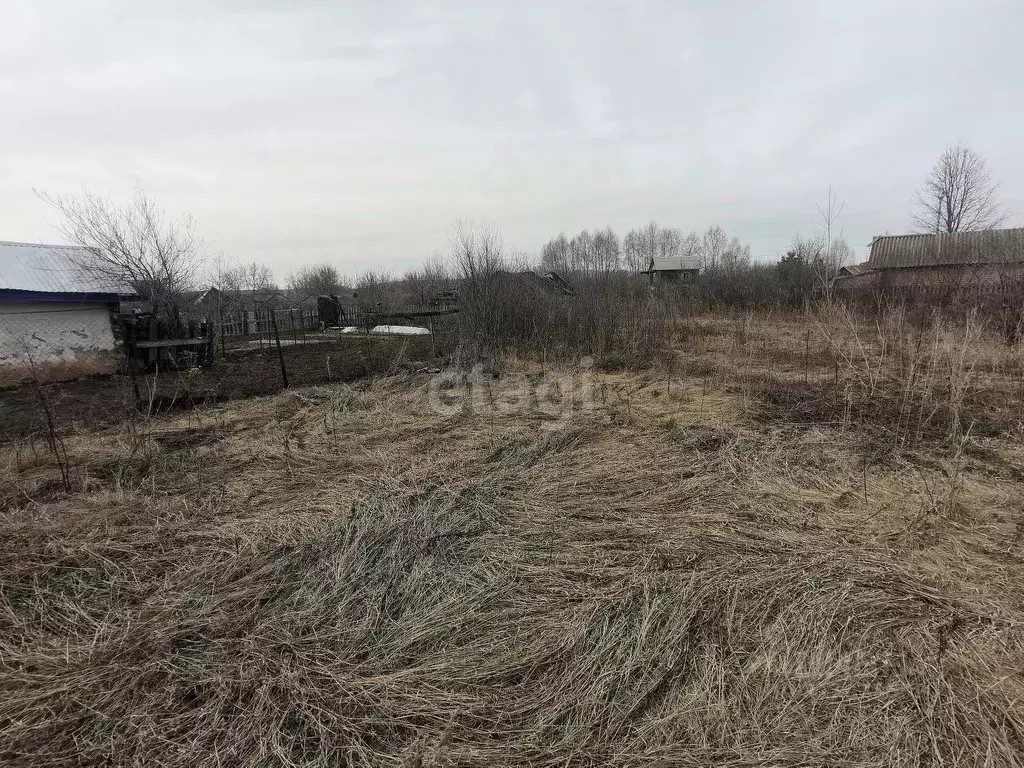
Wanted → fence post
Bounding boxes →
[205,319,215,365]
[219,305,226,359]
[271,310,289,388]
[363,323,374,372]
[125,315,142,405]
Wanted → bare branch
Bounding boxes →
[911,142,1008,234]
[36,187,204,318]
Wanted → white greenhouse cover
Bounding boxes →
[371,325,430,335]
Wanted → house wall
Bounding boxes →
[651,269,699,284]
[898,263,1024,287]
[837,263,1024,303]
[0,301,119,387]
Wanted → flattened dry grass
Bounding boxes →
[2,360,1024,766]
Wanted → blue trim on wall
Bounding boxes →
[0,289,130,304]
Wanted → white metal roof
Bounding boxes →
[868,228,1024,269]
[0,241,135,295]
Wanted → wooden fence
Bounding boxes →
[214,309,321,340]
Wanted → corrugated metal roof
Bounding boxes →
[0,241,135,295]
[650,256,700,272]
[869,228,1024,269]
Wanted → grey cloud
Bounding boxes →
[1,0,1022,276]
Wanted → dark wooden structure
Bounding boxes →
[124,312,214,369]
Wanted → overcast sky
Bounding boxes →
[2,0,1022,278]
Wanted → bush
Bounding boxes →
[451,226,668,369]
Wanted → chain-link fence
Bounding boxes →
[129,313,444,403]
[0,302,126,389]
[1,304,455,441]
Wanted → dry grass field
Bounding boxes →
[3,308,1024,766]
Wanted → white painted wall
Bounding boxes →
[0,301,117,383]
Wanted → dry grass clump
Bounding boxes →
[4,472,1024,766]
[3,361,1024,765]
[671,305,1024,451]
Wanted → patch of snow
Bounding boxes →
[371,325,431,335]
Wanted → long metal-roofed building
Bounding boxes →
[0,240,138,386]
[868,228,1024,270]
[839,227,1024,289]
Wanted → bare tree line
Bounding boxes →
[33,141,1010,326]
[540,223,754,275]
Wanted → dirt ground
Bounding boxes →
[2,310,1023,766]
[0,333,436,441]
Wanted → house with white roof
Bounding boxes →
[644,256,701,284]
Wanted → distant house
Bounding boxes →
[645,256,700,284]
[0,241,138,386]
[492,270,576,297]
[838,263,872,278]
[521,270,575,296]
[283,293,321,312]
[181,287,220,310]
[182,287,288,320]
[840,227,1024,288]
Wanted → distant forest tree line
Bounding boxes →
[34,141,1010,319]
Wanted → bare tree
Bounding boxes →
[720,237,752,273]
[400,256,454,307]
[285,263,345,296]
[540,233,570,273]
[240,261,276,292]
[353,269,396,310]
[656,227,683,259]
[621,229,645,273]
[814,184,848,299]
[449,221,513,364]
[681,231,701,263]
[38,187,203,318]
[639,222,660,267]
[451,220,505,281]
[213,257,276,294]
[623,222,678,272]
[544,227,622,274]
[699,226,728,272]
[591,226,621,273]
[911,141,1008,234]
[568,230,595,272]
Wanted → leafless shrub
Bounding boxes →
[38,187,203,323]
[453,224,668,369]
[352,269,397,312]
[760,302,994,450]
[285,263,346,296]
